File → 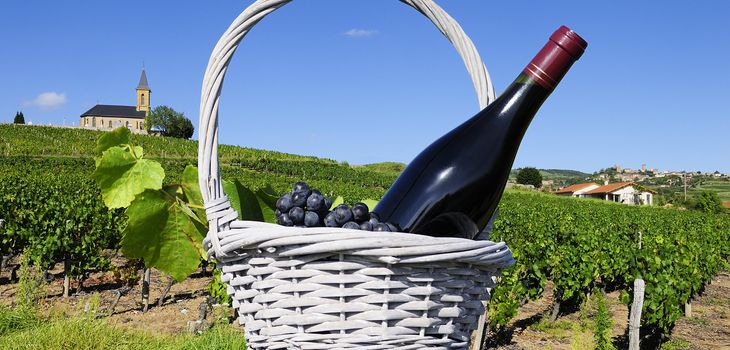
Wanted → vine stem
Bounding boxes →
[158,275,174,307]
[108,285,131,316]
[1,254,11,275]
[142,268,151,312]
[549,289,563,322]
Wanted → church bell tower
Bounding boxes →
[136,69,151,113]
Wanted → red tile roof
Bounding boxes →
[585,182,656,195]
[722,202,730,209]
[555,182,600,194]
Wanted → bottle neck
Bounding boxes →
[522,26,586,91]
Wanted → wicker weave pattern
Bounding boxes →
[198,1,513,349]
[203,203,513,349]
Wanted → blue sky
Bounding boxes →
[1,1,728,173]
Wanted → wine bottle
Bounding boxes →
[373,26,587,239]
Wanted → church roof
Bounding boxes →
[137,69,150,90]
[81,105,146,119]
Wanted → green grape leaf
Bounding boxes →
[223,179,264,222]
[121,189,205,282]
[95,127,131,156]
[92,146,164,209]
[181,165,205,220]
[181,165,203,206]
[330,196,344,208]
[359,199,379,211]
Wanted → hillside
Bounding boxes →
[0,124,333,162]
[509,167,591,186]
[0,124,397,201]
[354,162,406,177]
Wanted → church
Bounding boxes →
[80,69,151,134]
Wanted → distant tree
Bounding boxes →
[13,111,25,124]
[696,190,723,214]
[145,106,194,139]
[167,115,194,139]
[516,167,543,188]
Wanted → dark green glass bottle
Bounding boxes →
[373,26,587,238]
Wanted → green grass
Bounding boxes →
[530,317,575,340]
[661,339,691,350]
[0,306,41,337]
[0,306,247,350]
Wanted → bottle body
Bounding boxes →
[373,26,587,238]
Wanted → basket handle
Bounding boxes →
[199,0,496,205]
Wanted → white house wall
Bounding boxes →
[608,186,653,205]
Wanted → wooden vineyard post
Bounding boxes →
[629,278,645,350]
[470,214,499,350]
[470,302,488,350]
[63,257,71,297]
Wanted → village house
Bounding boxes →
[79,69,151,134]
[556,181,655,206]
[554,182,601,198]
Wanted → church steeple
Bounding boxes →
[136,69,151,113]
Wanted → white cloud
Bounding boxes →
[344,29,378,38]
[24,92,67,110]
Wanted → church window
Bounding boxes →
[141,94,145,106]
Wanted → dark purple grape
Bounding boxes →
[351,202,370,223]
[293,182,310,193]
[304,211,320,227]
[306,192,324,211]
[276,193,292,213]
[343,221,360,230]
[275,208,281,217]
[278,213,294,227]
[323,197,333,211]
[368,213,380,226]
[333,204,353,225]
[323,212,338,227]
[359,222,373,231]
[373,223,391,232]
[288,207,305,225]
[291,190,308,207]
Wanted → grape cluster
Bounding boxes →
[275,182,398,232]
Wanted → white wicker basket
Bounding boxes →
[198,1,514,349]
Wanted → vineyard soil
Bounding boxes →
[487,275,730,350]
[0,257,220,336]
[2,259,728,349]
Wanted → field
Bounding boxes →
[693,180,730,202]
[0,124,728,349]
[509,168,591,187]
